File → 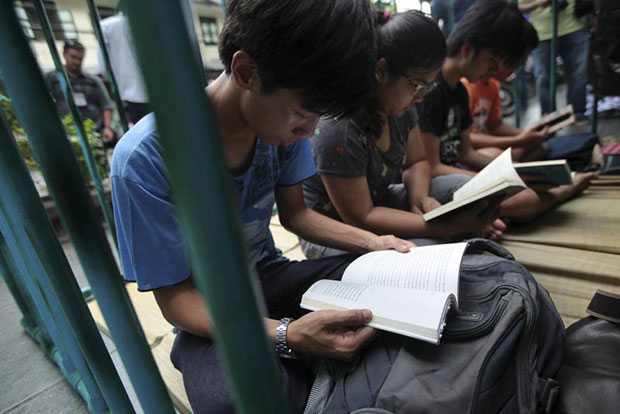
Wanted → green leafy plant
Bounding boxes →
[1,75,109,188]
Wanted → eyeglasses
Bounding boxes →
[403,76,437,97]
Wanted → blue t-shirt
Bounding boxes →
[111,114,316,291]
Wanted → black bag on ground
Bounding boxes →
[545,134,600,172]
[552,290,620,414]
[306,239,564,414]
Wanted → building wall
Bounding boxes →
[18,0,224,77]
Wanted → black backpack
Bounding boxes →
[552,290,620,414]
[305,239,564,414]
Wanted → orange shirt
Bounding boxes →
[462,78,502,134]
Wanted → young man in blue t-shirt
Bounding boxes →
[111,1,413,412]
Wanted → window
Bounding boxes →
[14,6,36,39]
[57,9,77,40]
[200,17,218,45]
[16,1,77,41]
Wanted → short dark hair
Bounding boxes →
[63,40,85,53]
[355,10,446,139]
[377,10,446,76]
[447,0,536,68]
[218,0,377,118]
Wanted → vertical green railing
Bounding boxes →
[85,0,129,134]
[549,0,558,112]
[0,113,117,413]
[123,0,286,412]
[512,0,522,127]
[0,3,175,412]
[32,0,118,251]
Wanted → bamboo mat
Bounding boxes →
[502,189,620,254]
[500,241,620,326]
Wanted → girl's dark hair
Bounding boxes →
[447,0,537,68]
[219,0,377,118]
[354,10,446,139]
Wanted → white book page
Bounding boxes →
[342,242,467,302]
[453,148,524,201]
[301,280,453,343]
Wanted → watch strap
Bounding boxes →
[275,317,297,359]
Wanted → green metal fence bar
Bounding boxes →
[549,0,558,112]
[0,113,123,412]
[0,221,108,412]
[0,235,108,413]
[591,93,598,134]
[32,0,118,251]
[0,237,38,331]
[123,1,285,412]
[0,228,56,354]
[85,0,129,134]
[0,222,108,412]
[513,0,521,127]
[0,4,175,412]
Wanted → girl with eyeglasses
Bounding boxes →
[300,10,502,259]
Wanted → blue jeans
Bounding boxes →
[533,29,590,115]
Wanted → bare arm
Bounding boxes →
[519,0,551,14]
[471,120,549,150]
[275,183,413,253]
[153,279,377,360]
[402,125,440,214]
[420,131,477,177]
[458,130,496,171]
[101,109,115,143]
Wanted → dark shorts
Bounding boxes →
[170,254,355,414]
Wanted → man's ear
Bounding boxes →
[461,41,474,60]
[230,50,258,90]
[375,57,389,83]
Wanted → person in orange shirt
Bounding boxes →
[462,75,549,162]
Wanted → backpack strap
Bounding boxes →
[586,290,620,323]
[537,377,560,414]
[464,238,515,261]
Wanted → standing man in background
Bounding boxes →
[44,40,117,146]
[100,12,150,126]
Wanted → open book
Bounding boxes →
[423,148,526,221]
[514,159,573,186]
[529,104,575,134]
[301,242,468,344]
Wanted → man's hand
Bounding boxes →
[101,126,116,144]
[518,124,549,148]
[362,235,415,253]
[287,309,376,360]
[411,196,441,215]
[442,197,502,234]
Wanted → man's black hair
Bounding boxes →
[447,0,536,68]
[354,10,446,138]
[63,40,85,53]
[218,0,377,118]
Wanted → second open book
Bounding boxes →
[423,148,526,221]
[301,242,468,345]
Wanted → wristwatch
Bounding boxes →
[275,317,297,359]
